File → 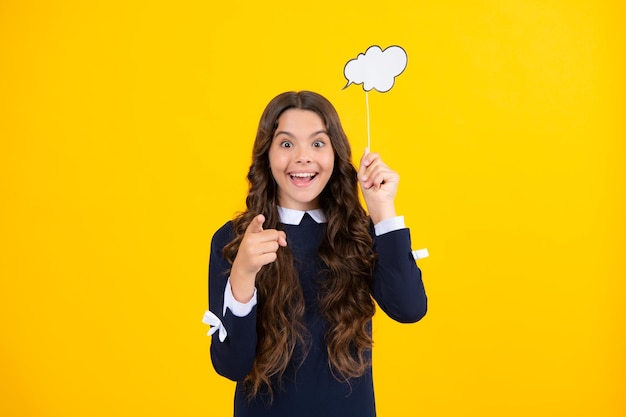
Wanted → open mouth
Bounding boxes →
[289,172,317,184]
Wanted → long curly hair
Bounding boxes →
[223,91,376,400]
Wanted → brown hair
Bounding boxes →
[223,91,376,399]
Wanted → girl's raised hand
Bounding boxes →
[230,214,287,302]
[358,149,399,224]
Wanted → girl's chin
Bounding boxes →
[278,195,321,211]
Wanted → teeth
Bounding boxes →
[291,173,315,178]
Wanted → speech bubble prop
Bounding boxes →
[342,46,428,261]
[343,45,408,150]
[343,45,407,93]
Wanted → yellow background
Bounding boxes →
[1,1,624,416]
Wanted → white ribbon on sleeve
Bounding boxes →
[202,310,227,342]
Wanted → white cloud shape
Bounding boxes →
[343,45,408,93]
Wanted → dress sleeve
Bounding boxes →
[371,227,428,323]
[206,222,258,381]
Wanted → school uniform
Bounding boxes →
[203,208,427,417]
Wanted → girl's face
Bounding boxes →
[269,109,335,210]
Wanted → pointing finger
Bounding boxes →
[246,214,265,234]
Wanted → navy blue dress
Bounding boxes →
[208,213,427,417]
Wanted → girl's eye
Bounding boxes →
[280,141,292,148]
[312,140,325,148]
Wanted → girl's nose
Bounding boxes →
[296,149,311,163]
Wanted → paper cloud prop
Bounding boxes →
[343,45,408,93]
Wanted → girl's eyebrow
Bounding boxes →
[311,130,330,138]
[273,130,295,138]
[274,130,329,138]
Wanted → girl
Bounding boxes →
[203,91,427,417]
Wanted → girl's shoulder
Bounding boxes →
[211,220,235,247]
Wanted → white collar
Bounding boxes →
[277,206,327,225]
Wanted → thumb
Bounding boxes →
[360,147,372,167]
[246,214,265,234]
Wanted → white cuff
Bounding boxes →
[374,216,405,236]
[202,279,258,342]
[224,279,257,317]
[202,310,227,342]
[373,216,430,260]
[412,248,430,260]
